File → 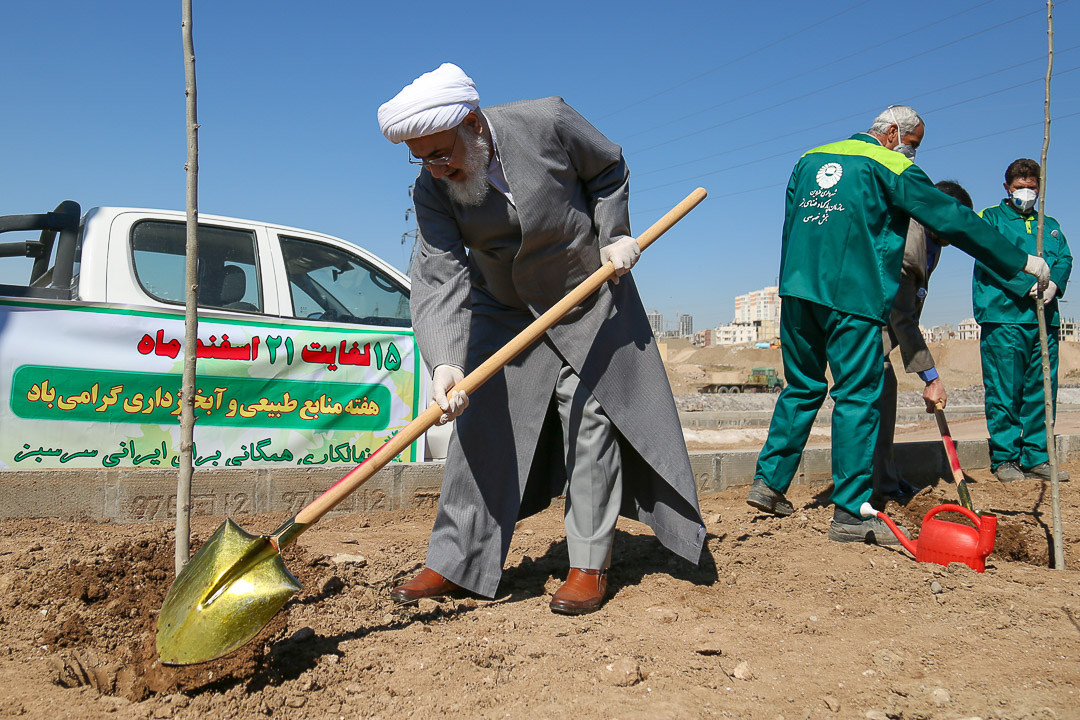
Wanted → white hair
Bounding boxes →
[868,105,923,136]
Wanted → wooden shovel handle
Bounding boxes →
[294,187,708,527]
[934,406,964,485]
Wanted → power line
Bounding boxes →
[630,109,1080,197]
[621,0,998,142]
[597,0,874,120]
[629,6,1046,155]
[631,46,1079,180]
[920,109,1080,153]
[921,65,1080,116]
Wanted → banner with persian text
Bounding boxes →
[0,299,423,469]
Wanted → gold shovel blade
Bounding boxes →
[156,518,302,665]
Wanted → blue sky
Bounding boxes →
[2,0,1077,332]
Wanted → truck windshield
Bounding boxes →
[279,236,410,327]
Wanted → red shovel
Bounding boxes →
[933,401,976,512]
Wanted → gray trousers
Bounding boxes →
[555,364,623,570]
[871,354,903,496]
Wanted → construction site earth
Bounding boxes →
[0,339,1077,719]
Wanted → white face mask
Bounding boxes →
[894,141,916,160]
[1010,187,1038,214]
[889,108,917,160]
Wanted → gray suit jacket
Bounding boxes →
[409,97,705,596]
[874,220,940,491]
[882,220,939,371]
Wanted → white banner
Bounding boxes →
[0,299,423,469]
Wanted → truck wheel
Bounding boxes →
[730,386,742,394]
[772,386,782,394]
[718,386,729,394]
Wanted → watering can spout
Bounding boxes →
[977,512,998,559]
[859,502,917,556]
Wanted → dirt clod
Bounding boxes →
[601,657,642,687]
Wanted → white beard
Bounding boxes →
[442,129,492,207]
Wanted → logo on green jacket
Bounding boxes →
[816,162,843,189]
[798,162,847,226]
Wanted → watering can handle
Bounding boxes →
[924,503,983,528]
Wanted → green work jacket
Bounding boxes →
[973,200,1072,327]
[778,133,1028,324]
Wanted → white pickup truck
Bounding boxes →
[0,201,448,471]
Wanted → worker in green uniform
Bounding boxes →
[975,158,1072,484]
[746,105,1050,544]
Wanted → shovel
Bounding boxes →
[155,187,708,665]
[933,401,976,512]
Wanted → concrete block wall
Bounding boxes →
[0,436,1074,523]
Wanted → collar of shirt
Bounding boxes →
[1001,198,1036,220]
[851,132,882,146]
[486,121,515,206]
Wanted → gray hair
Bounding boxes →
[868,105,923,136]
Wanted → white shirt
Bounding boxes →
[486,121,515,206]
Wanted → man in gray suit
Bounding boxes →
[872,180,972,507]
[377,63,704,614]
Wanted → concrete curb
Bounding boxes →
[680,404,1080,428]
[2,435,1077,523]
[690,434,1080,494]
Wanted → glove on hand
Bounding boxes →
[432,364,468,425]
[1029,280,1059,303]
[600,235,641,284]
[1023,254,1051,284]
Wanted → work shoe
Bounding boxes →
[1023,463,1070,482]
[875,477,920,505]
[746,477,794,517]
[993,461,1025,484]
[550,568,608,615]
[828,507,908,546]
[389,568,462,604]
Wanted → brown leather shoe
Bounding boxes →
[389,568,461,604]
[549,568,608,615]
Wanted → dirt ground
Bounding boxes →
[2,338,1078,719]
[1,462,1078,719]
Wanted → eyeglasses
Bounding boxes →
[409,133,458,168]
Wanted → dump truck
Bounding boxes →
[699,367,785,394]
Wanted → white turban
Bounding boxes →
[377,63,480,144]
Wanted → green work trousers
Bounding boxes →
[754,297,884,516]
[980,322,1058,470]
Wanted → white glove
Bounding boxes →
[1029,280,1059,302]
[432,364,468,425]
[1024,254,1051,284]
[600,235,641,284]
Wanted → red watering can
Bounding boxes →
[860,502,997,573]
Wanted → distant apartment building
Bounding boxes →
[734,286,780,323]
[715,323,758,346]
[1060,319,1080,343]
[678,313,694,338]
[692,328,713,347]
[957,318,981,341]
[734,286,781,341]
[921,324,954,343]
[647,309,664,337]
